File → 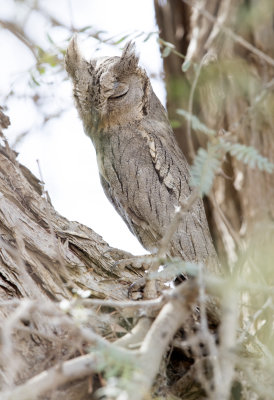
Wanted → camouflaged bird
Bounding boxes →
[65,38,220,275]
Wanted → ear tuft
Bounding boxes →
[116,41,139,73]
[65,35,82,79]
[121,41,137,58]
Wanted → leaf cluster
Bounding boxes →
[176,109,274,195]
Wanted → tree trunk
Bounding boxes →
[154,0,274,262]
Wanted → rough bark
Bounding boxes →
[0,108,145,399]
[154,0,274,262]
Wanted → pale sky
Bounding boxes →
[0,0,165,255]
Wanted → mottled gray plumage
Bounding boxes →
[65,39,219,274]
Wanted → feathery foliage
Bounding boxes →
[220,139,274,173]
[177,109,216,136]
[190,145,221,195]
[178,109,274,195]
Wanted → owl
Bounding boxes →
[65,38,219,275]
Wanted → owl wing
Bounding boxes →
[97,119,191,252]
[134,119,218,268]
[98,118,218,269]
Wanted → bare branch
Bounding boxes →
[156,188,200,261]
[1,352,99,400]
[0,20,38,60]
[81,295,165,311]
[182,0,274,67]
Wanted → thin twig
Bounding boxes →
[181,0,274,68]
[144,188,200,298]
[238,297,272,345]
[196,265,221,396]
[186,62,203,161]
[81,295,165,310]
[0,20,38,60]
[143,188,199,298]
[0,352,99,400]
[230,77,274,133]
[157,188,200,261]
[204,0,231,50]
[216,279,238,398]
[0,281,197,400]
[114,317,153,348]
[136,281,198,399]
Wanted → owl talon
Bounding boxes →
[112,258,137,270]
[112,255,154,271]
[128,277,146,298]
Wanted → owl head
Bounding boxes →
[65,37,152,137]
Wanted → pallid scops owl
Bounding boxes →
[65,39,220,275]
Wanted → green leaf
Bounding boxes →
[143,31,156,42]
[79,25,93,32]
[149,260,200,280]
[37,66,46,75]
[114,35,129,45]
[190,146,221,195]
[182,59,191,72]
[162,46,172,58]
[133,31,144,40]
[30,73,40,87]
[40,52,59,67]
[219,139,274,174]
[46,33,55,45]
[176,109,216,136]
[158,38,175,49]
[170,119,181,129]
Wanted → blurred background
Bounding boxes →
[0,0,165,254]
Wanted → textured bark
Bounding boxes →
[154,0,274,261]
[154,0,192,154]
[0,108,144,399]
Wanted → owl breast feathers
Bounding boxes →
[65,38,220,274]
